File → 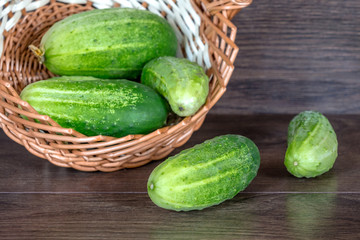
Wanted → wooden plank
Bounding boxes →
[0,193,359,239]
[0,114,359,193]
[211,0,360,114]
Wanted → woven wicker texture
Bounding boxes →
[0,0,251,172]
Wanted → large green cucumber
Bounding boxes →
[141,56,209,117]
[284,111,338,178]
[32,8,177,79]
[147,135,260,211]
[20,76,169,138]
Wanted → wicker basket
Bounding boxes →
[0,0,251,172]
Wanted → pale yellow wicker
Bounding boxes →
[0,0,252,172]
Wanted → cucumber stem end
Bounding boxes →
[28,45,45,64]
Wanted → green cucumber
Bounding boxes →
[147,135,260,211]
[284,111,338,178]
[30,8,177,79]
[141,56,209,117]
[20,76,169,138]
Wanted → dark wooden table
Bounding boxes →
[0,114,359,239]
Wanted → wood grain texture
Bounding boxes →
[211,0,360,114]
[0,193,359,239]
[0,113,359,239]
[0,114,359,193]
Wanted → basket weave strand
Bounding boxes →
[0,0,251,172]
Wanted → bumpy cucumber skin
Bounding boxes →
[147,135,260,211]
[284,111,338,178]
[20,76,169,138]
[141,56,209,117]
[41,8,177,79]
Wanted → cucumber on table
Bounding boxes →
[30,8,178,79]
[284,111,338,178]
[147,135,260,211]
[20,76,169,138]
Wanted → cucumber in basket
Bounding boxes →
[147,135,260,211]
[20,76,169,138]
[141,56,209,117]
[29,8,178,79]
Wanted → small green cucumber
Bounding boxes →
[284,111,338,178]
[147,135,260,211]
[141,56,209,117]
[31,8,177,79]
[20,76,169,138]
